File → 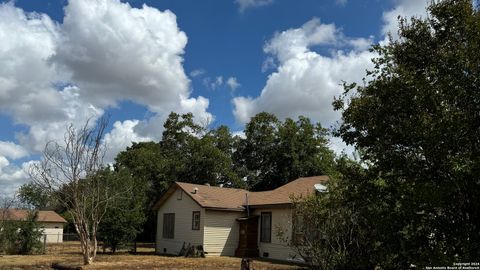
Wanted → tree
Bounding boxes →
[235,113,335,190]
[0,195,16,253]
[12,211,43,255]
[282,157,376,270]
[18,182,51,209]
[334,0,480,267]
[1,210,43,255]
[98,168,146,253]
[29,117,121,265]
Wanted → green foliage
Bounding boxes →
[18,182,51,209]
[0,211,43,255]
[235,112,335,190]
[333,0,480,267]
[285,157,376,270]
[98,169,146,253]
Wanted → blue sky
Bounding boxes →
[0,0,430,194]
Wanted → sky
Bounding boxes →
[0,0,431,195]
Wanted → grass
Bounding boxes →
[0,242,305,270]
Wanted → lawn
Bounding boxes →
[0,242,306,270]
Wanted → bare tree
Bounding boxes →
[29,117,116,265]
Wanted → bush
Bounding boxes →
[0,211,43,255]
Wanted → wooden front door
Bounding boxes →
[235,216,259,258]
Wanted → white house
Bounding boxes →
[0,209,67,243]
[153,175,328,261]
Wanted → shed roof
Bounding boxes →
[154,175,328,211]
[0,209,67,223]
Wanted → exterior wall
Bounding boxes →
[156,188,205,255]
[40,222,64,243]
[253,207,299,261]
[203,210,243,256]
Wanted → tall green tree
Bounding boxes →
[334,0,480,267]
[236,112,335,190]
[98,168,146,253]
[17,182,51,209]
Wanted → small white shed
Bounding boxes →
[1,209,67,243]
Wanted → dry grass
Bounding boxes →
[0,242,305,270]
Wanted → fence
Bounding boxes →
[40,233,155,255]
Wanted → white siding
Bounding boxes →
[41,222,64,243]
[203,210,243,256]
[156,189,205,255]
[254,208,299,261]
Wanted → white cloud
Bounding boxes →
[16,86,103,153]
[235,0,274,12]
[0,141,28,160]
[232,130,246,139]
[382,0,429,38]
[226,77,241,91]
[190,69,205,78]
[0,2,63,125]
[103,120,152,163]
[232,1,431,156]
[261,57,276,72]
[202,76,225,90]
[0,0,214,194]
[233,18,376,128]
[53,0,191,112]
[0,157,34,195]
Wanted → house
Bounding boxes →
[153,175,328,261]
[0,209,67,243]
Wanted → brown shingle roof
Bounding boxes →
[248,176,328,206]
[154,176,328,211]
[0,209,67,223]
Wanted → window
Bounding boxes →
[176,189,183,200]
[260,212,272,243]
[163,213,175,239]
[192,211,200,230]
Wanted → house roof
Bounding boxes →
[153,175,328,211]
[247,176,328,207]
[0,209,67,223]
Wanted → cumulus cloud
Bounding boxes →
[235,0,274,12]
[0,157,34,195]
[232,0,431,156]
[103,120,153,163]
[0,0,213,194]
[233,18,376,128]
[0,0,212,152]
[53,0,190,111]
[0,141,28,160]
[0,2,63,125]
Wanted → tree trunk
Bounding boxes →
[91,232,98,262]
[73,216,94,265]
